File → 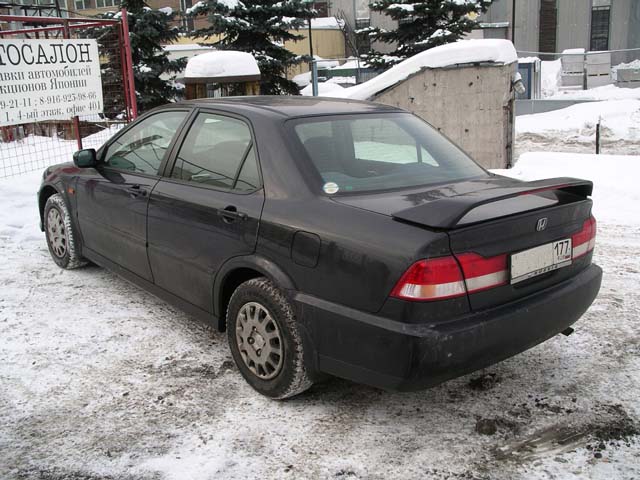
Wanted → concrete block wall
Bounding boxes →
[372,63,516,169]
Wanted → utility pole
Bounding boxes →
[511,0,516,46]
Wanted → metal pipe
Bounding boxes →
[511,0,516,45]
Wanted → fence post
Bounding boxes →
[121,8,138,120]
[596,116,601,154]
[311,59,319,97]
[62,19,83,150]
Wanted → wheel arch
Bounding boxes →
[213,255,297,332]
[38,184,61,231]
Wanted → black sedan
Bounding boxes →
[38,97,602,398]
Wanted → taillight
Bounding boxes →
[390,253,508,302]
[572,216,596,259]
[456,253,509,294]
[390,257,466,301]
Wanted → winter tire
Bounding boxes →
[227,277,313,399]
[44,193,88,270]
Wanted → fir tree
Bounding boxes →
[364,0,493,69]
[85,0,187,114]
[188,0,315,95]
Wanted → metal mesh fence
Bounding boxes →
[0,22,130,179]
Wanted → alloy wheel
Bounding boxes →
[235,301,284,380]
[47,208,67,258]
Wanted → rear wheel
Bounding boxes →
[44,193,87,269]
[227,277,313,399]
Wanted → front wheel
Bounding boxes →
[227,277,313,399]
[44,193,87,270]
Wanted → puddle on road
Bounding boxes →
[493,404,639,464]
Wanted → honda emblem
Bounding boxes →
[536,217,548,231]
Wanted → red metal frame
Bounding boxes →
[0,22,118,36]
[120,8,138,120]
[0,15,119,25]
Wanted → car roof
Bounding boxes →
[175,95,405,119]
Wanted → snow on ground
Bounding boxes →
[1,143,640,478]
[516,100,640,140]
[493,152,640,226]
[540,59,562,97]
[335,39,517,100]
[0,126,123,178]
[515,99,640,158]
[546,84,640,101]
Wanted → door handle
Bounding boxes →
[127,184,147,198]
[218,205,247,223]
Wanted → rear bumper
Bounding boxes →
[295,263,602,391]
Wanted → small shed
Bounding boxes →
[184,51,261,99]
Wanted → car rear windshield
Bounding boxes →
[292,113,488,194]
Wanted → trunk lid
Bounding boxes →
[333,175,595,310]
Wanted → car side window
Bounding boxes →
[102,111,188,175]
[171,113,260,191]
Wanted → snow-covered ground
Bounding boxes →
[515,94,640,158]
[1,144,639,478]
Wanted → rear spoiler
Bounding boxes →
[392,177,593,230]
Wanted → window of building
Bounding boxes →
[538,0,557,55]
[74,0,91,10]
[590,6,611,51]
[96,0,118,8]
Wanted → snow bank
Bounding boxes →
[546,84,640,101]
[516,99,640,140]
[334,39,517,100]
[541,59,561,97]
[493,152,640,226]
[184,50,259,79]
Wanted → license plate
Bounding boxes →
[510,239,572,284]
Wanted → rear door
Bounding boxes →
[147,110,264,312]
[76,109,189,281]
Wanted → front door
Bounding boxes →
[148,111,264,311]
[76,110,189,281]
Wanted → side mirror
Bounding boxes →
[73,148,98,168]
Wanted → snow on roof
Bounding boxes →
[184,50,260,78]
[334,39,517,100]
[164,43,215,52]
[332,59,369,70]
[277,16,344,29]
[562,48,585,55]
[518,56,540,64]
[185,50,260,80]
[310,17,344,29]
